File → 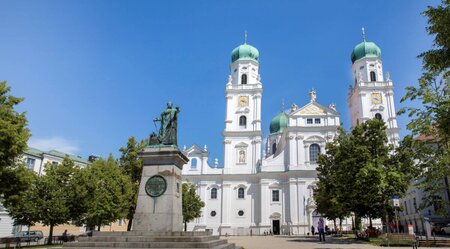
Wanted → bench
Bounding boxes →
[386,233,419,249]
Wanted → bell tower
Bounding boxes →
[348,29,400,146]
[223,38,262,174]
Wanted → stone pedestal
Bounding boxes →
[132,146,188,232]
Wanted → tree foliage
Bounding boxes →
[398,0,450,214]
[3,166,38,228]
[35,157,79,244]
[70,155,133,230]
[316,120,415,228]
[182,182,204,231]
[419,0,450,77]
[0,81,31,196]
[118,136,145,231]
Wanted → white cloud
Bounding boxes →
[29,136,80,155]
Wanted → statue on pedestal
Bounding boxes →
[151,101,180,146]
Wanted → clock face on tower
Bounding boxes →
[238,96,249,107]
[371,93,382,105]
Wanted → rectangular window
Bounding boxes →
[404,201,408,214]
[314,118,321,124]
[272,190,279,202]
[306,118,313,124]
[26,158,35,170]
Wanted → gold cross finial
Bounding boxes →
[244,31,248,44]
[361,27,366,41]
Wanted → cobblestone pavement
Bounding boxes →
[224,235,439,249]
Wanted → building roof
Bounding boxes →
[231,43,259,63]
[351,40,381,63]
[269,111,289,134]
[24,147,90,164]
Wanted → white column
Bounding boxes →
[260,181,270,226]
[221,183,231,226]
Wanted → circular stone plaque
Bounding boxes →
[145,175,167,197]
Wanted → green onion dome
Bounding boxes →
[231,43,259,63]
[351,40,381,63]
[269,112,289,134]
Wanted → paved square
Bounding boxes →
[224,235,436,249]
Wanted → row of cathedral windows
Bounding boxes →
[271,142,321,162]
[209,187,280,202]
[306,118,321,124]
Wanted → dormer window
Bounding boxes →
[307,118,313,124]
[314,118,321,124]
[191,158,197,168]
[370,71,376,82]
[241,74,247,84]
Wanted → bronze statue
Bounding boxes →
[152,101,180,146]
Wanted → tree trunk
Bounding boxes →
[333,219,337,233]
[369,214,373,227]
[97,225,101,231]
[184,221,188,232]
[127,219,133,231]
[339,219,343,234]
[47,224,54,245]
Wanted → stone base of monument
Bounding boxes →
[64,231,239,249]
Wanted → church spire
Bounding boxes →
[361,27,366,41]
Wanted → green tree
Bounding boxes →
[118,136,145,231]
[3,167,39,230]
[0,81,31,196]
[182,182,204,231]
[399,0,450,214]
[418,0,450,77]
[316,120,414,231]
[34,157,79,245]
[71,155,133,231]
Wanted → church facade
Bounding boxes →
[181,35,400,236]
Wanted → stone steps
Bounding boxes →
[65,231,237,249]
[78,235,220,243]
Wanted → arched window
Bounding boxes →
[191,158,197,168]
[211,188,217,199]
[238,187,244,199]
[309,144,321,163]
[272,143,277,154]
[239,115,247,127]
[375,113,382,120]
[241,74,247,84]
[370,71,376,82]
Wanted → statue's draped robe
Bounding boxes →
[157,108,179,145]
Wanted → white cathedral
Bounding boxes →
[181,34,400,236]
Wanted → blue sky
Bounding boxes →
[0,0,439,164]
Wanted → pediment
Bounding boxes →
[184,144,205,155]
[304,135,326,143]
[290,102,338,117]
[235,142,248,148]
